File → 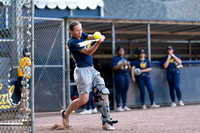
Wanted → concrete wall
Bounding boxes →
[127,66,200,106]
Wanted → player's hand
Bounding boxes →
[132,77,135,82]
[171,53,175,58]
[123,61,128,65]
[97,35,105,44]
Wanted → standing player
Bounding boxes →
[131,49,160,109]
[112,46,131,112]
[60,21,117,130]
[163,46,184,107]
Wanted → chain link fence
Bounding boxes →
[0,0,33,132]
[34,18,65,112]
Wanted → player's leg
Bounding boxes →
[144,76,154,105]
[61,93,89,127]
[167,71,176,104]
[87,92,92,110]
[174,71,181,100]
[92,68,118,130]
[89,92,96,112]
[17,76,30,116]
[136,76,145,106]
[114,75,124,110]
[65,93,89,116]
[93,85,117,130]
[80,92,93,114]
[173,71,184,106]
[60,67,92,128]
[19,88,30,113]
[144,76,160,108]
[122,74,130,110]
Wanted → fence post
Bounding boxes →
[62,20,66,109]
[147,24,151,62]
[65,20,71,107]
[112,22,116,110]
[31,0,35,132]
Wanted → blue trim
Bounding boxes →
[66,16,200,23]
[152,61,200,65]
[35,8,70,18]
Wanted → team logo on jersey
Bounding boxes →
[169,58,174,63]
[85,39,91,48]
[140,62,146,68]
[86,44,91,48]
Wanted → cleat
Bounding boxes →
[79,109,92,115]
[124,106,131,111]
[171,102,177,107]
[150,103,160,108]
[60,110,70,128]
[51,124,70,130]
[116,106,124,112]
[91,108,98,114]
[143,105,147,110]
[102,122,115,130]
[179,100,184,106]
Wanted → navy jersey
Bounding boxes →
[132,59,151,75]
[163,54,180,70]
[112,56,129,75]
[68,32,93,67]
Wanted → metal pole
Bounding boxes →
[129,41,133,58]
[31,0,35,132]
[65,20,71,107]
[112,22,116,110]
[147,24,151,62]
[62,20,66,109]
[189,40,192,61]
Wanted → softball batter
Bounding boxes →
[60,21,117,130]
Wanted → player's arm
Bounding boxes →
[131,66,136,82]
[87,35,95,40]
[80,35,105,55]
[127,61,131,70]
[140,68,152,73]
[172,54,182,64]
[163,55,171,69]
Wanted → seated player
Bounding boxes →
[16,50,31,118]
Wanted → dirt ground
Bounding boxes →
[35,104,200,133]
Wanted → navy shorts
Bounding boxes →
[16,76,31,90]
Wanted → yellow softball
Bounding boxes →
[94,32,101,39]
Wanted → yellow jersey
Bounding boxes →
[18,57,31,79]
